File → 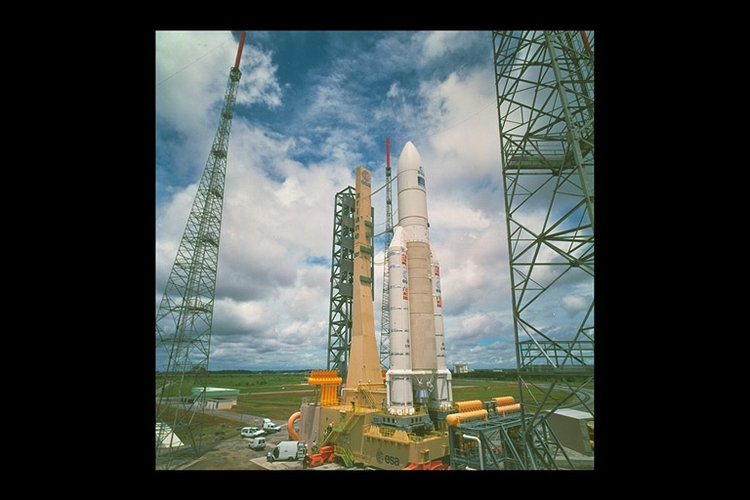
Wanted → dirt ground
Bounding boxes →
[180,426,296,470]
[181,436,350,470]
[180,436,269,470]
[177,420,348,470]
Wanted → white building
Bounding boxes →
[453,362,469,374]
[191,387,239,410]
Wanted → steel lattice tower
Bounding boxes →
[379,138,394,369]
[493,30,594,469]
[155,32,245,469]
[327,183,375,382]
[327,186,356,381]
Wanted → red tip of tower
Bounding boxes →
[234,31,246,69]
[579,31,591,53]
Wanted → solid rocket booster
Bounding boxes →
[386,141,452,415]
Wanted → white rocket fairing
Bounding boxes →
[386,141,453,415]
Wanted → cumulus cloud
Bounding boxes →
[420,31,473,61]
[237,45,283,108]
[156,31,592,371]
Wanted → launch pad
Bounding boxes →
[294,146,456,470]
[298,401,450,470]
[291,141,588,470]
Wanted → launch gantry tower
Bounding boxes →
[326,182,376,383]
[327,186,356,381]
[155,32,245,469]
[379,138,394,369]
[493,30,594,469]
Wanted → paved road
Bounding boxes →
[572,386,594,413]
[202,408,270,426]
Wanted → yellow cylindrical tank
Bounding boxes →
[495,403,521,416]
[455,400,483,413]
[446,409,488,427]
[493,396,515,407]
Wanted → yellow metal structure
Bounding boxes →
[300,402,450,470]
[308,370,342,407]
[342,166,387,408]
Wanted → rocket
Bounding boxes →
[385,141,453,415]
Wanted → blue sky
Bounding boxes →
[155,30,563,371]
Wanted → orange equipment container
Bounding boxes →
[446,409,488,427]
[493,396,515,407]
[455,400,483,413]
[495,403,521,416]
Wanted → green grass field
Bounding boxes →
[156,371,590,453]
[180,372,580,421]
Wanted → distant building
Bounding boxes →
[453,362,469,374]
[191,387,239,410]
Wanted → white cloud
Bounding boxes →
[156,31,590,371]
[420,31,469,61]
[237,45,283,108]
[386,82,401,99]
[216,298,275,332]
[156,32,284,188]
[156,31,232,127]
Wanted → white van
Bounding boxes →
[266,441,306,462]
[248,436,266,450]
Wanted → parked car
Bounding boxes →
[241,426,265,438]
[248,436,266,450]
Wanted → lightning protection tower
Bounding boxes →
[155,31,245,470]
[493,30,594,469]
[379,138,393,369]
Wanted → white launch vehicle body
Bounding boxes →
[386,141,452,415]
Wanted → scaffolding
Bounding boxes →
[493,30,594,469]
[155,32,245,470]
[327,186,356,381]
[327,186,375,381]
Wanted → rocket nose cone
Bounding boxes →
[401,141,417,155]
[398,141,422,168]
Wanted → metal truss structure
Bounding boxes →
[448,411,572,470]
[327,184,375,383]
[155,36,244,469]
[379,140,394,369]
[327,186,356,381]
[492,30,595,469]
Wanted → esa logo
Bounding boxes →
[376,451,400,466]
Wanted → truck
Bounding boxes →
[262,418,282,433]
[266,441,306,462]
[303,445,336,468]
